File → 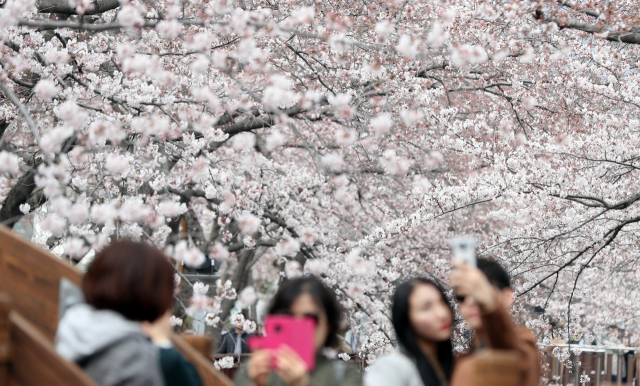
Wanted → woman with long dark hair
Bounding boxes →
[365,278,454,386]
[234,275,361,386]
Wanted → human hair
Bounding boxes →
[477,257,511,290]
[268,275,343,348]
[392,278,454,385]
[83,240,175,322]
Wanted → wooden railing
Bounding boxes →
[0,292,99,386]
[0,225,232,386]
[541,344,640,386]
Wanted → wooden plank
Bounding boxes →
[9,311,98,386]
[0,293,10,386]
[172,335,233,386]
[0,224,233,386]
[180,334,213,358]
[0,226,82,342]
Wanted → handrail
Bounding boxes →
[539,343,640,352]
[0,225,232,386]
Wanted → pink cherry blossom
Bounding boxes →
[105,154,130,175]
[34,79,60,101]
[237,211,260,235]
[370,113,393,136]
[117,5,144,28]
[321,153,344,172]
[0,152,20,175]
[276,238,301,257]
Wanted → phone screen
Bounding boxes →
[247,315,316,370]
[450,236,476,267]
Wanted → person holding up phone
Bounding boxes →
[364,278,455,386]
[449,257,540,386]
[234,275,362,386]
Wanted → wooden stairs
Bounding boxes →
[0,225,232,386]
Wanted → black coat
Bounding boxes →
[159,347,202,386]
[218,329,252,354]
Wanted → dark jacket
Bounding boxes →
[218,329,252,354]
[55,303,165,386]
[234,353,362,386]
[450,300,541,386]
[159,346,202,386]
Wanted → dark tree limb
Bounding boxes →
[0,168,38,227]
[38,0,120,15]
[415,61,449,78]
[535,11,640,45]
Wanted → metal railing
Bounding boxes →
[540,344,640,386]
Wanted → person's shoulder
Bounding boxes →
[370,352,416,369]
[364,352,417,386]
[84,335,163,386]
[109,335,158,362]
[515,326,538,344]
[159,347,185,364]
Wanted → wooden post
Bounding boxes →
[0,292,10,386]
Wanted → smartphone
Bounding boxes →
[247,315,316,370]
[450,235,476,267]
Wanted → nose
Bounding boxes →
[463,296,477,307]
[436,303,451,320]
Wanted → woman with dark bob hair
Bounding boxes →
[234,275,362,386]
[56,240,200,386]
[365,278,455,386]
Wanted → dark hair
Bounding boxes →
[83,240,175,322]
[268,275,343,348]
[477,257,511,290]
[392,278,454,385]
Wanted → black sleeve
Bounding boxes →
[159,348,203,386]
[218,333,231,354]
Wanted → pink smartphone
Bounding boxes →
[248,315,316,370]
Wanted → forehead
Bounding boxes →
[409,284,443,305]
[289,292,323,315]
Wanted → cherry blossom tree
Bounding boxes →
[1,0,639,369]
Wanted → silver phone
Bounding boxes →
[450,236,476,267]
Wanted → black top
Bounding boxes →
[218,329,253,354]
[159,347,202,386]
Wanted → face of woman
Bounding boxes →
[289,293,329,351]
[409,284,453,342]
[458,296,482,330]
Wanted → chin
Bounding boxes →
[436,331,452,341]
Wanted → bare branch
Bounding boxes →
[0,82,46,159]
[37,0,120,15]
[0,167,38,227]
[415,61,449,78]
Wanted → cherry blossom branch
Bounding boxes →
[415,61,449,78]
[535,12,640,44]
[554,0,602,18]
[0,82,47,160]
[0,167,39,227]
[532,183,640,210]
[566,220,628,341]
[18,18,207,31]
[37,0,120,15]
[518,214,640,298]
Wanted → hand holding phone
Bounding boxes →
[450,235,476,267]
[248,315,316,371]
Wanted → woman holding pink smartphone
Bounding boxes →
[234,275,362,386]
